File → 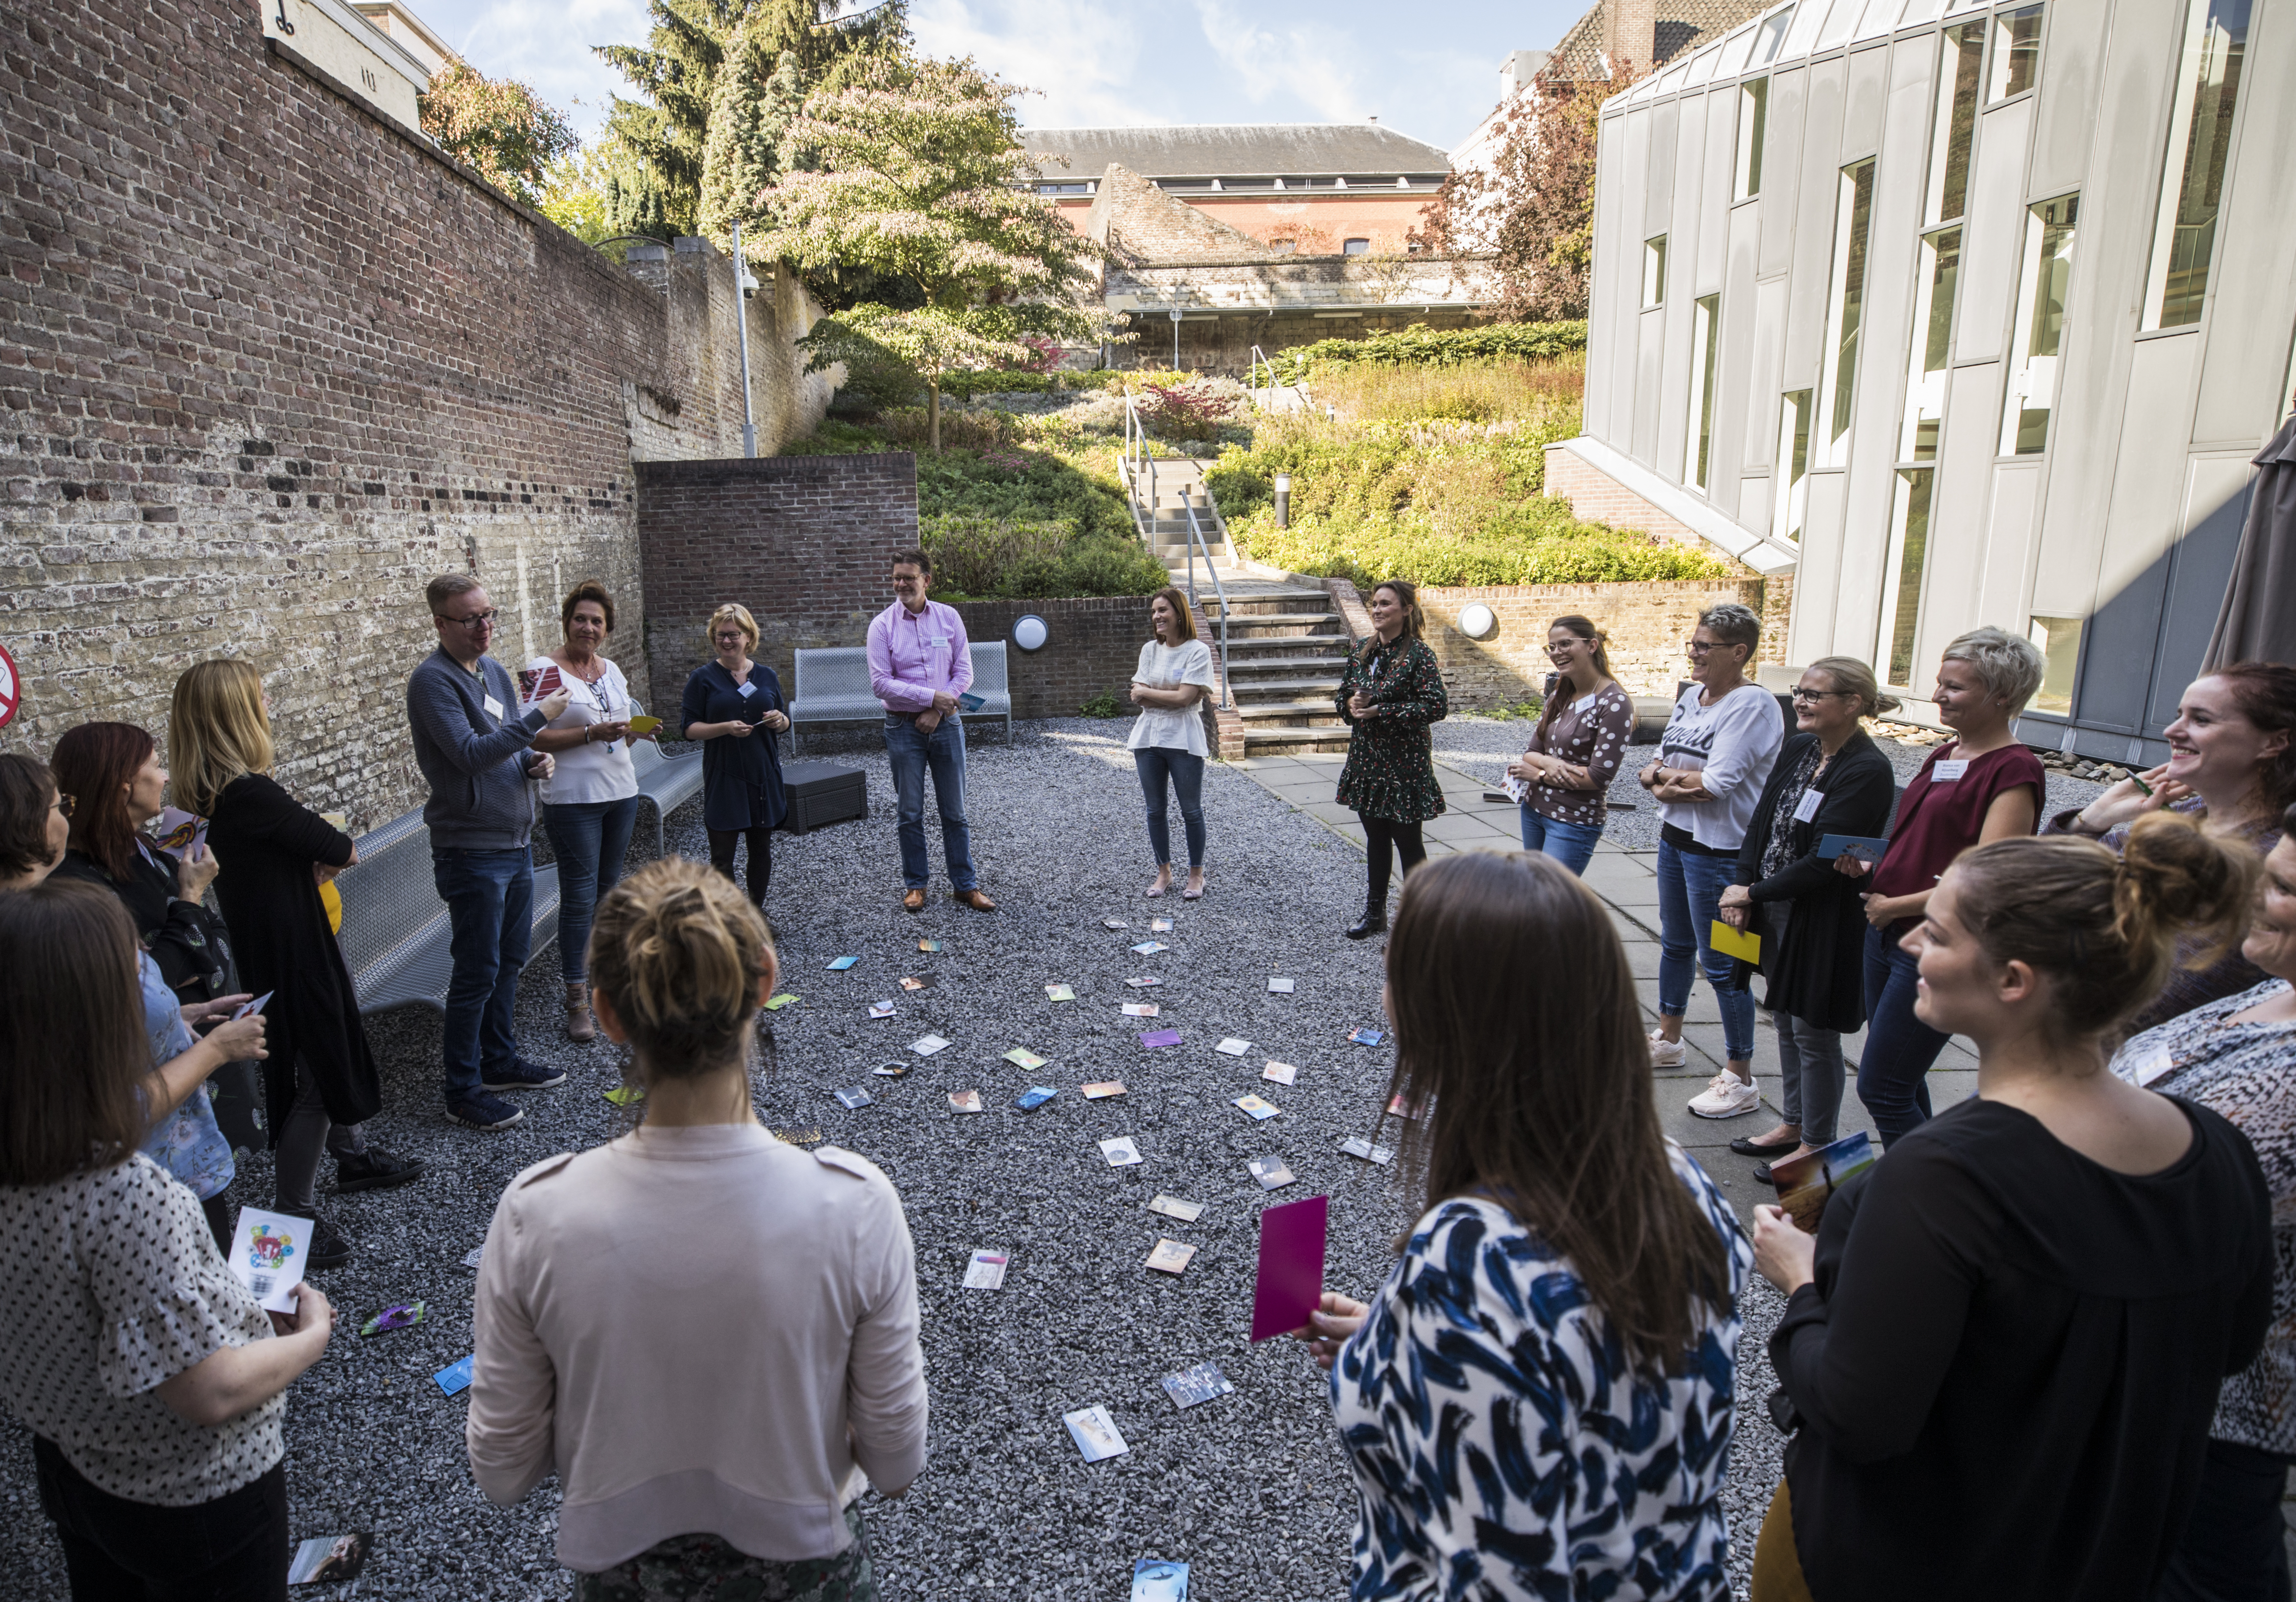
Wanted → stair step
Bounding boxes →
[1242,726,1353,752]
[1219,632,1348,650]
[1224,655,1350,675]
[1213,611,1344,628]
[1235,700,1350,721]
[1230,678,1347,698]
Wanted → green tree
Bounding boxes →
[419,62,578,206]
[756,54,1102,452]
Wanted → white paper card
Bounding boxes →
[1262,1060,1298,1085]
[1341,1136,1397,1165]
[963,1250,1007,1289]
[1930,758,1969,782]
[1064,1405,1129,1462]
[1267,977,1296,994]
[1214,1037,1250,1056]
[909,1034,951,1056]
[1792,788,1825,824]
[228,1206,313,1313]
[1099,1136,1144,1166]
[482,695,504,720]
[737,681,757,698]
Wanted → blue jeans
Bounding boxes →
[1857,923,1947,1147]
[884,715,976,892]
[543,797,639,984]
[1133,747,1206,867]
[1519,808,1603,876]
[1773,1012,1847,1146]
[1656,838,1756,1062]
[433,847,533,1101]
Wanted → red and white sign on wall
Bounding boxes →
[0,642,17,733]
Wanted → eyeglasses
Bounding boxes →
[1791,688,1853,703]
[1685,640,1718,655]
[435,610,499,629]
[714,631,749,644]
[53,793,75,819]
[1546,643,1587,657]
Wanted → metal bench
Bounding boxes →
[332,808,560,1016]
[790,642,1014,752]
[629,737,705,858]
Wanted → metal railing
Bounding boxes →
[1120,392,1158,537]
[1248,345,1276,395]
[1182,487,1233,710]
[1123,393,1231,710]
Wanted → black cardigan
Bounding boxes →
[50,838,228,1002]
[1730,730,1897,1032]
[1772,1096,2271,1602]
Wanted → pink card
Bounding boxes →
[1248,1194,1327,1342]
[1139,1028,1181,1049]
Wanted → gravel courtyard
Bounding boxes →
[1,714,2084,1601]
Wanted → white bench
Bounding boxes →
[332,809,560,1016]
[629,737,705,858]
[792,641,1013,751]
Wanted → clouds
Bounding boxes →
[908,0,1165,129]
[1189,0,1366,123]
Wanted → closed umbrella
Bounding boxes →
[2204,414,2296,670]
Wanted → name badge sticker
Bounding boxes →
[481,695,504,721]
[2133,1044,2177,1088]
[1930,758,1970,783]
[1792,789,1826,824]
[737,681,757,698]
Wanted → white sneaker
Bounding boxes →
[1688,1072,1761,1119]
[1647,1029,1687,1068]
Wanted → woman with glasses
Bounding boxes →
[680,604,789,913]
[1507,615,1632,876]
[1639,603,1783,1120]
[520,579,645,1044]
[1717,659,1899,1182]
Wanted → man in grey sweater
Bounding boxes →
[408,573,574,1129]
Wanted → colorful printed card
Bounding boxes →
[1122,1002,1161,1018]
[1262,1061,1298,1086]
[604,1084,645,1107]
[948,1090,984,1114]
[1004,1046,1048,1070]
[357,1302,424,1338]
[154,806,208,862]
[1149,917,1174,933]
[1709,920,1761,963]
[1247,1156,1296,1191]
[871,1061,910,1077]
[1144,1238,1196,1275]
[287,1533,371,1586]
[1045,983,1075,1002]
[869,1000,897,1019]
[1348,1027,1385,1047]
[1103,918,1129,930]
[910,1034,951,1056]
[1773,1131,1878,1236]
[1081,1081,1126,1099]
[1132,1556,1191,1601]
[1139,1028,1181,1049]
[898,975,937,993]
[963,1250,1007,1289]
[1130,940,1168,955]
[1125,976,1162,989]
[1233,1094,1279,1121]
[918,939,942,953]
[1385,1092,1422,1120]
[763,993,797,1011]
[826,956,859,971]
[1099,1136,1144,1166]
[1340,1136,1396,1165]
[1065,1405,1129,1462]
[1014,1086,1057,1110]
[434,1355,474,1397]
[1158,1365,1231,1411]
[228,1206,312,1313]
[1148,1194,1205,1222]
[624,715,663,737]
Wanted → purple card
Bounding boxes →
[1249,1194,1328,1342]
[1140,1028,1182,1049]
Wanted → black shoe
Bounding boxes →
[332,1148,425,1194]
[446,1091,525,1130]
[1345,909,1388,941]
[1729,1132,1802,1158]
[1753,1161,1779,1187]
[482,1056,567,1092]
[304,1216,352,1272]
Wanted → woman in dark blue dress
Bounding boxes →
[679,604,788,910]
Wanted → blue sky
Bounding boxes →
[406,0,1590,153]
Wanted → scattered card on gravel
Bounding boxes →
[1045,983,1075,1002]
[1149,917,1173,933]
[1144,1238,1195,1274]
[1349,1026,1386,1046]
[764,993,797,1011]
[1081,1080,1126,1099]
[1160,1364,1232,1410]
[603,1085,644,1107]
[1122,1002,1161,1017]
[1064,1405,1128,1462]
[1130,940,1168,955]
[1262,1061,1298,1085]
[358,1302,424,1338]
[833,1086,873,1110]
[1140,1028,1181,1049]
[1267,976,1296,994]
[826,956,859,971]
[918,939,942,952]
[948,1090,984,1113]
[871,1061,910,1078]
[869,1000,897,1019]
[963,1250,1007,1289]
[1099,1136,1144,1166]
[1148,1194,1205,1222]
[910,1034,951,1056]
[1215,1037,1250,1056]
[1125,976,1162,989]
[1004,1046,1048,1070]
[1341,1136,1397,1164]
[898,975,938,992]
[1247,1156,1297,1190]
[288,1532,371,1586]
[1103,917,1129,929]
[434,1355,474,1397]
[1234,1093,1279,1121]
[461,1248,484,1268]
[1132,1556,1191,1599]
[1015,1086,1057,1110]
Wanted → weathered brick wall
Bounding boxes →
[635,454,919,707]
[1410,579,1772,707]
[949,597,1159,721]
[1541,445,1709,548]
[0,2,828,832]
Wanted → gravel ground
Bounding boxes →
[0,715,2052,1601]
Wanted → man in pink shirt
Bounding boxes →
[867,548,996,912]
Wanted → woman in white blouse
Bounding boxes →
[1128,587,1218,900]
[521,579,646,1043]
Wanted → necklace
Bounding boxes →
[560,651,606,685]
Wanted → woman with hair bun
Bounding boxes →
[1749,814,2274,1602]
[1335,579,1447,939]
[1508,614,1632,876]
[467,858,925,1601]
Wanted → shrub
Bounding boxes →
[1310,358,1585,425]
[1231,509,1734,588]
[918,517,1169,601]
[1080,691,1123,718]
[1272,321,1589,382]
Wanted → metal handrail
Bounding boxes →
[1120,392,1157,545]
[1248,345,1276,394]
[1182,488,1233,710]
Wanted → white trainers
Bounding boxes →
[1647,1028,1687,1068]
[1688,1072,1761,1119]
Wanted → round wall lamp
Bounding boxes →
[1458,602,1497,640]
[1012,615,1049,652]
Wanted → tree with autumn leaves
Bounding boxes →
[419,63,578,206]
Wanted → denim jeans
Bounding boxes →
[2157,1438,2296,1602]
[1773,1012,1847,1146]
[1133,747,1206,867]
[1656,838,1756,1062]
[883,715,976,892]
[543,797,639,983]
[1519,809,1603,876]
[1856,924,1947,1147]
[432,847,533,1101]
[36,1435,289,1602]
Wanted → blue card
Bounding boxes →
[1348,1027,1385,1047]
[1014,1086,1056,1110]
[434,1355,474,1396]
[826,956,859,970]
[958,692,986,712]
[1132,1557,1190,1600]
[1817,833,1890,863]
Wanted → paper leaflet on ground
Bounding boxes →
[1148,1195,1204,1222]
[228,1205,312,1314]
[1099,1136,1143,1166]
[1144,1238,1195,1274]
[1340,1136,1396,1165]
[1773,1132,1877,1235]
[963,1250,1007,1289]
[1064,1404,1129,1462]
[948,1090,984,1113]
[1262,1061,1298,1086]
[1250,1193,1327,1341]
[1158,1364,1230,1410]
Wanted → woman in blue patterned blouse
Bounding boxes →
[1296,850,1753,1600]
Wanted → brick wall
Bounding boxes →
[1542,445,1709,548]
[1411,579,1771,706]
[635,454,919,707]
[949,597,1159,721]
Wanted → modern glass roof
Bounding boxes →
[1609,0,2003,106]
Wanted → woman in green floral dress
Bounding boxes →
[1336,579,1448,938]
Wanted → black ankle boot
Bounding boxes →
[1345,905,1388,940]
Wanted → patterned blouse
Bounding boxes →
[1524,684,1634,828]
[1331,1144,1753,1601]
[138,951,235,1202]
[2109,979,2296,1453]
[1335,635,1448,824]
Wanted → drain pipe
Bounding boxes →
[731,221,758,458]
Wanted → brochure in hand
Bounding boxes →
[1816,833,1890,864]
[228,1206,312,1314]
[1772,1131,1878,1235]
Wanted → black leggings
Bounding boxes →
[36,1436,289,1602]
[708,826,773,905]
[1359,814,1426,909]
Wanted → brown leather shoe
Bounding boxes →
[953,888,998,912]
[564,983,596,1044]
[902,888,927,913]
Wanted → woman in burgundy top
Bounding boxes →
[1841,627,2046,1146]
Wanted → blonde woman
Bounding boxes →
[1127,586,1215,899]
[679,603,790,911]
[468,859,925,1600]
[173,660,418,1271]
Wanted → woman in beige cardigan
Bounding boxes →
[466,859,926,1599]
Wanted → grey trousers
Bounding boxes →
[275,1055,365,1214]
[1773,1011,1847,1147]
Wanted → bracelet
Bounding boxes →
[584,726,594,744]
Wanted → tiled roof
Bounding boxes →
[1547,0,1772,79]
[1021,124,1453,181]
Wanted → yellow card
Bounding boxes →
[1709,920,1761,963]
[625,715,663,736]
[764,993,798,1010]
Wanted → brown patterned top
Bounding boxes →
[1525,685,1634,827]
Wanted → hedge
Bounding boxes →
[1272,322,1589,383]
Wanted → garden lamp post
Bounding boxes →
[1273,473,1292,529]
[1169,307,1182,369]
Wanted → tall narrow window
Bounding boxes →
[1819,160,1876,467]
[2003,194,2079,454]
[2027,616,2084,714]
[1900,227,1962,461]
[1924,21,1987,225]
[1735,79,1770,199]
[1644,237,1669,307]
[1989,5,2044,100]
[1879,468,1936,687]
[2142,0,2250,330]
[1774,389,1813,546]
[1688,295,1721,490]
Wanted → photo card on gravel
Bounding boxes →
[1125,976,1162,989]
[287,1532,371,1586]
[1262,1061,1298,1086]
[1045,983,1075,1002]
[434,1355,474,1396]
[833,1086,874,1110]
[1082,1081,1126,1099]
[1148,1194,1205,1222]
[869,1000,897,1019]
[1140,1029,1182,1050]
[948,1090,984,1114]
[1267,977,1296,994]
[1215,1038,1250,1057]
[462,1248,484,1269]
[1233,1094,1279,1121]
[1122,1002,1161,1018]
[357,1302,424,1338]
[918,939,942,952]
[603,1085,644,1107]
[1064,1405,1129,1462]
[1159,1364,1233,1410]
[1015,1086,1057,1110]
[1340,1136,1396,1165]
[1247,1156,1297,1191]
[764,994,797,1011]
[1004,1046,1048,1070]
[1144,1238,1196,1275]
[1349,1027,1385,1047]
[1099,1136,1144,1167]
[826,956,859,971]
[1132,1556,1191,1601]
[871,1061,911,1078]
[910,1034,951,1056]
[1130,940,1168,955]
[1149,917,1173,933]
[898,975,938,993]
[963,1250,1007,1290]
[1103,917,1129,930]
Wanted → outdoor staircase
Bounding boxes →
[1138,457,1249,584]
[1198,583,1355,755]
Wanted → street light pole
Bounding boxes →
[731,220,758,458]
[1169,307,1181,370]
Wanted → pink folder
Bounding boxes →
[1249,1194,1328,1341]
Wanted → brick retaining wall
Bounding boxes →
[1413,580,1772,707]
[950,597,1159,722]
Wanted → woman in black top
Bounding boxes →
[172,660,418,1272]
[1749,815,2274,1602]
[1717,659,1898,1182]
[680,603,789,910]
[1334,580,1447,941]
